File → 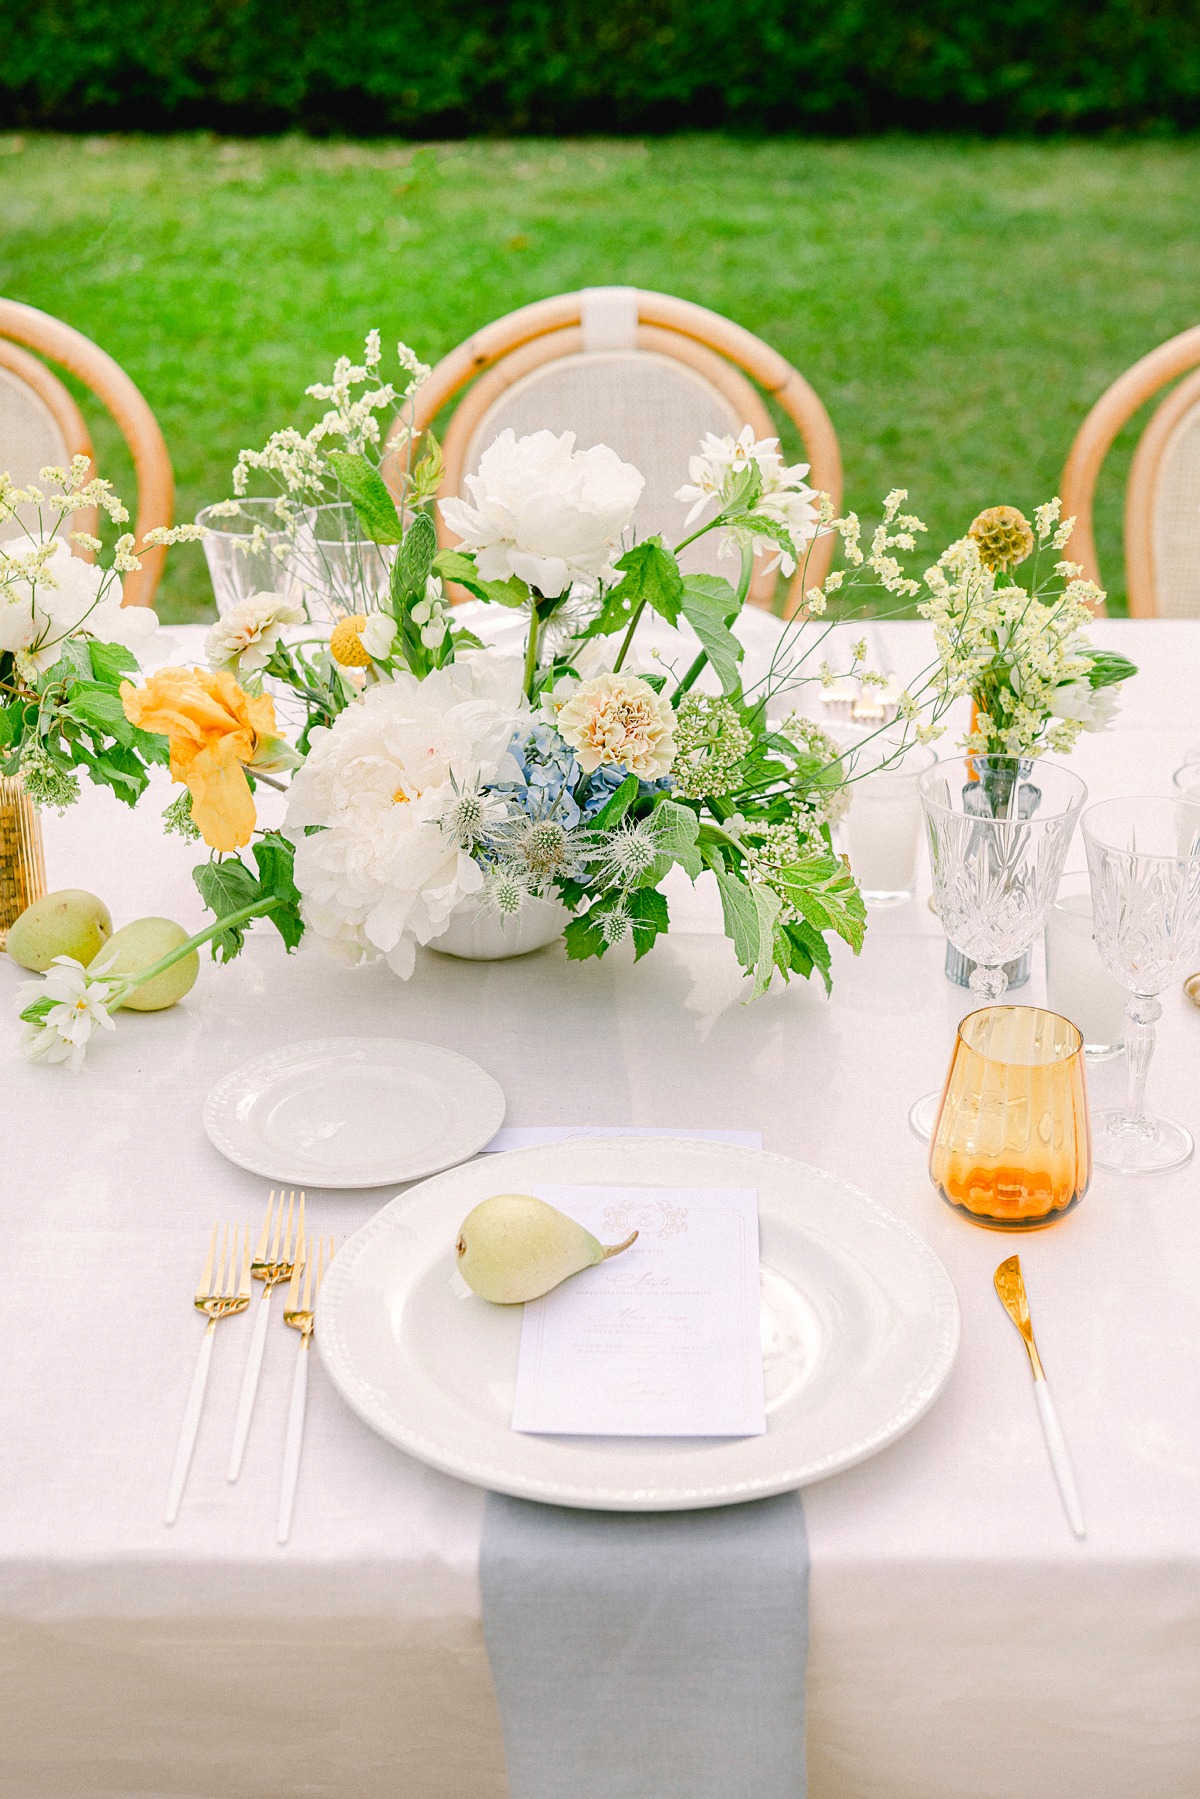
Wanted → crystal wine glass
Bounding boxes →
[1082,796,1200,1174]
[909,756,1088,1141]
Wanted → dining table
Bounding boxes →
[2,613,1199,1799]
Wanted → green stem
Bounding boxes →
[102,898,281,998]
[523,604,541,699]
[612,599,647,673]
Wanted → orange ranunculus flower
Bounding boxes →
[121,666,282,852]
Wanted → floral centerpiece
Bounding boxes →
[10,337,1138,1067]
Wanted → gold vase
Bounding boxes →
[0,776,47,948]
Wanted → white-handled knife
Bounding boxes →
[995,1255,1086,1540]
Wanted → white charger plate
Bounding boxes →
[317,1137,960,1509]
[202,1037,506,1188]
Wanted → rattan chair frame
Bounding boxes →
[1060,323,1200,617]
[0,298,174,607]
[0,339,99,549]
[403,290,842,616]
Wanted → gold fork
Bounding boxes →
[165,1224,251,1526]
[277,1233,333,1545]
[227,1189,306,1483]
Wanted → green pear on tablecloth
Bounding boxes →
[5,889,113,972]
[90,917,200,1011]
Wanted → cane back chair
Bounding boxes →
[0,298,174,608]
[404,288,842,615]
[1061,324,1200,618]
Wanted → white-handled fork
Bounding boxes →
[227,1189,305,1483]
[277,1233,332,1545]
[166,1223,250,1526]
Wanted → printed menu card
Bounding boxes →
[511,1183,765,1438]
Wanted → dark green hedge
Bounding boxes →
[6,1,1200,134]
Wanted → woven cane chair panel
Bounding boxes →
[1153,395,1200,618]
[463,351,747,582]
[0,365,70,541]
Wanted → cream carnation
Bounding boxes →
[440,428,644,597]
[554,673,676,780]
[0,538,158,672]
[283,656,527,977]
[205,590,305,675]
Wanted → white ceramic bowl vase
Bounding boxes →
[427,895,569,960]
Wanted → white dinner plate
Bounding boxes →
[317,1137,960,1509]
[202,1037,507,1188]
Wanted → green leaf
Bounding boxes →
[563,907,610,961]
[771,852,867,954]
[715,871,782,999]
[251,831,305,951]
[87,639,139,685]
[41,640,93,686]
[194,856,262,962]
[609,538,684,625]
[679,574,744,696]
[717,463,762,517]
[626,885,670,960]
[451,626,484,653]
[587,772,639,831]
[647,796,702,880]
[432,548,530,608]
[394,509,437,600]
[720,510,796,560]
[65,683,136,744]
[326,450,404,545]
[777,917,834,995]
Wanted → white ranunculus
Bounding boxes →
[0,538,159,672]
[1048,679,1120,732]
[284,655,528,978]
[440,428,645,597]
[206,590,306,674]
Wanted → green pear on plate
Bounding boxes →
[6,888,112,971]
[90,917,199,1011]
[455,1193,638,1304]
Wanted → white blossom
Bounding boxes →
[440,429,644,597]
[205,590,306,675]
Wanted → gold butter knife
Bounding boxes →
[994,1256,1086,1541]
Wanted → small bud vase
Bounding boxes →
[0,775,47,949]
[428,895,569,961]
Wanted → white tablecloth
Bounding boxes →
[3,619,1199,1799]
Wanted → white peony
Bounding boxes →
[0,538,159,672]
[440,428,645,597]
[554,672,676,779]
[206,590,306,674]
[284,655,527,978]
[1048,679,1120,732]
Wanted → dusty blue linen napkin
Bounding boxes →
[480,1491,808,1799]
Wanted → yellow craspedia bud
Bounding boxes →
[968,506,1036,573]
[329,614,372,668]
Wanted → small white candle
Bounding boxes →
[1045,880,1126,1058]
[844,745,937,906]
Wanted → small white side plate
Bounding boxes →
[317,1137,960,1509]
[203,1037,506,1188]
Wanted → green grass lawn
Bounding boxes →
[2,131,1199,622]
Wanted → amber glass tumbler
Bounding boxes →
[929,1006,1091,1229]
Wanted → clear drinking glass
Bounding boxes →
[843,742,938,907]
[909,755,1088,1140]
[197,500,293,616]
[285,501,396,624]
[1082,796,1200,1174]
[929,1005,1090,1229]
[1044,872,1126,1060]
